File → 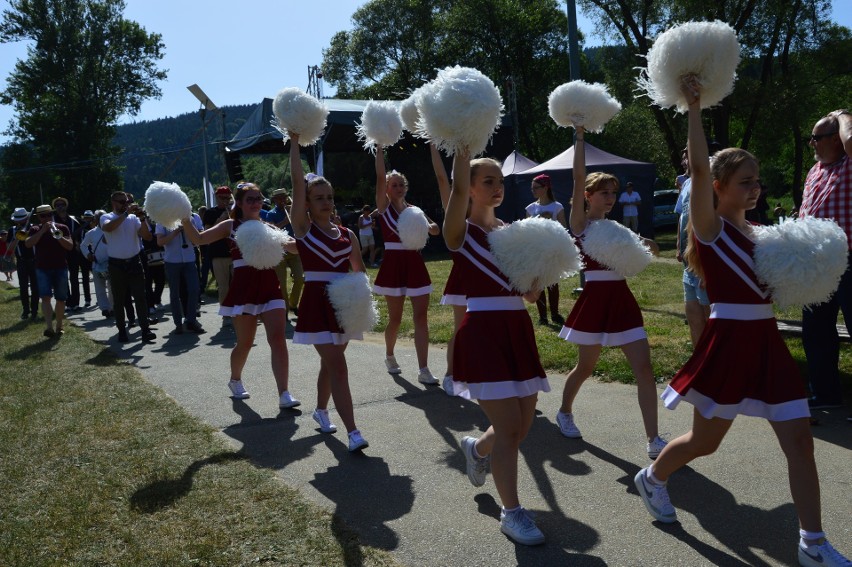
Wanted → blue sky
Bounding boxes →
[0,0,850,146]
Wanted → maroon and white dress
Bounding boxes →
[440,251,466,306]
[373,204,432,297]
[294,223,362,345]
[662,219,808,421]
[219,219,286,317]
[451,221,549,400]
[559,227,646,346]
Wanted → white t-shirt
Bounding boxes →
[619,191,641,217]
[525,201,564,221]
[100,211,143,259]
[359,215,373,236]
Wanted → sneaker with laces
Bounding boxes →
[556,411,582,438]
[634,468,677,523]
[461,436,489,487]
[312,409,337,433]
[799,539,852,567]
[385,355,401,374]
[647,435,668,460]
[500,507,545,546]
[278,390,301,409]
[348,429,369,452]
[417,367,438,385]
[442,375,455,396]
[228,379,250,399]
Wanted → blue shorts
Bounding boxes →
[683,269,709,306]
[36,268,70,301]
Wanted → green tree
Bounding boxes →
[0,0,166,207]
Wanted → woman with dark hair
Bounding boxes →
[526,173,567,324]
[182,183,299,408]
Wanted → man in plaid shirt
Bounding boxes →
[799,109,852,413]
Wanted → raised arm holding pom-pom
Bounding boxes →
[634,76,852,567]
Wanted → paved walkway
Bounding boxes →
[48,291,848,567]
[7,267,850,566]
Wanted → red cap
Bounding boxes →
[215,186,232,196]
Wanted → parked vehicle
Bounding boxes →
[653,189,680,228]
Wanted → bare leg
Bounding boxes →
[769,417,822,532]
[560,344,602,413]
[54,300,66,331]
[261,309,289,394]
[621,338,659,440]
[230,315,258,380]
[384,295,405,357]
[41,297,54,332]
[411,294,430,368]
[315,343,357,432]
[446,305,466,375]
[684,300,708,346]
[476,395,538,509]
[651,409,733,481]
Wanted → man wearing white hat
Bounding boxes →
[25,204,73,337]
[9,207,39,319]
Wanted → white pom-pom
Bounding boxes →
[399,93,421,134]
[143,181,192,230]
[356,100,403,153]
[415,66,503,156]
[397,206,430,250]
[636,20,741,112]
[487,217,582,293]
[582,219,652,277]
[271,87,329,146]
[753,217,848,309]
[326,272,379,334]
[548,81,621,133]
[234,220,288,269]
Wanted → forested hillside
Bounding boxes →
[115,103,255,196]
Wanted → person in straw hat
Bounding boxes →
[25,204,74,337]
[9,207,39,319]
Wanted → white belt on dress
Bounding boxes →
[233,259,247,268]
[384,242,405,250]
[584,270,624,282]
[466,296,524,312]
[710,302,774,320]
[305,271,345,283]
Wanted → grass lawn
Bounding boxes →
[0,283,399,567]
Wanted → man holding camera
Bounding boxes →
[101,191,156,343]
[25,204,73,337]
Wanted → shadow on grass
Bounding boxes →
[129,452,249,514]
[0,319,36,338]
[85,348,123,367]
[4,336,61,359]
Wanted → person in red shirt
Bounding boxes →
[25,204,73,337]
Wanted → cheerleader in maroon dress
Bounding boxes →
[289,133,369,452]
[445,151,550,545]
[556,125,666,460]
[181,183,299,409]
[373,144,441,385]
[634,77,850,567]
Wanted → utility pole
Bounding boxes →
[187,84,220,207]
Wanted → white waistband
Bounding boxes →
[305,271,346,282]
[384,242,405,250]
[710,302,774,320]
[233,259,247,268]
[585,270,624,282]
[467,296,524,312]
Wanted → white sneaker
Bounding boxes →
[417,367,438,385]
[500,507,545,546]
[278,391,301,409]
[799,538,852,567]
[312,409,337,433]
[348,429,369,452]
[228,380,250,399]
[556,411,582,438]
[442,375,455,396]
[647,435,668,460]
[461,436,489,487]
[634,468,677,523]
[385,355,401,374]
